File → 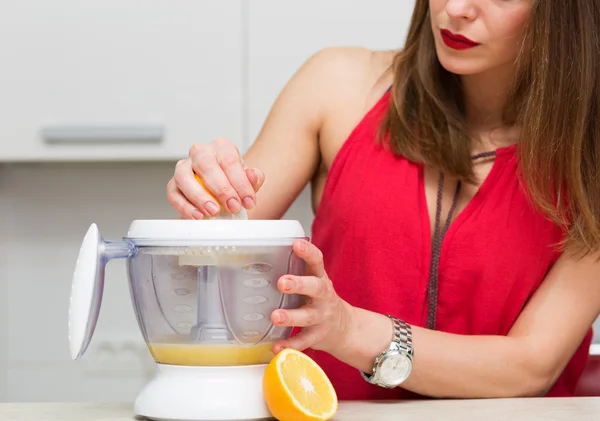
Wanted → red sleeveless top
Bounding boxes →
[304,89,593,400]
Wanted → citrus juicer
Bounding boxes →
[68,213,308,420]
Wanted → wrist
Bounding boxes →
[361,315,414,389]
[330,306,396,374]
[359,312,396,374]
[337,299,356,353]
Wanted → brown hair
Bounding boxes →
[380,0,600,256]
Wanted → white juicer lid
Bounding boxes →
[68,223,103,360]
[125,219,307,246]
[68,223,135,361]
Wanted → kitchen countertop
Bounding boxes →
[1,398,599,421]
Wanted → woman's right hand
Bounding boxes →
[166,137,265,219]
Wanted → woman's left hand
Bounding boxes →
[271,239,355,355]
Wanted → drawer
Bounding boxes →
[0,1,244,161]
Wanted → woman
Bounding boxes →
[166,0,600,400]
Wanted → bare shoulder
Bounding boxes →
[296,45,396,145]
[248,45,395,159]
[314,48,396,164]
[299,46,395,106]
[305,47,396,211]
[302,46,379,77]
[243,46,395,219]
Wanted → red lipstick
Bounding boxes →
[440,29,479,50]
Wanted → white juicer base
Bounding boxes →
[134,364,273,421]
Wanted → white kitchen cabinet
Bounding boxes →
[0,1,244,162]
[244,0,415,147]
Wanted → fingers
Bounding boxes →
[246,167,265,192]
[213,139,257,210]
[166,178,205,220]
[271,305,322,328]
[173,158,222,217]
[278,275,332,300]
[188,144,242,214]
[293,240,326,278]
[170,139,265,217]
[273,329,323,353]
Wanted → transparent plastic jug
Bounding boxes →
[68,219,307,367]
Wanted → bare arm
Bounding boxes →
[168,48,370,221]
[335,251,600,397]
[240,52,327,220]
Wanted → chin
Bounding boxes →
[435,48,489,76]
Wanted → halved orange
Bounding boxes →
[263,348,338,421]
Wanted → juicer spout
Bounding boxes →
[103,239,136,260]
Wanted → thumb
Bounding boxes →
[246,167,265,192]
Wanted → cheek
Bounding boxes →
[429,0,445,20]
[489,10,530,58]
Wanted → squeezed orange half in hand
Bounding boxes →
[194,174,220,204]
[193,173,248,220]
[263,348,338,421]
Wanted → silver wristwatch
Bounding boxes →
[361,315,414,388]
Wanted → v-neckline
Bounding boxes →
[420,145,515,255]
[417,144,515,326]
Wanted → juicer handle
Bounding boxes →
[68,223,135,360]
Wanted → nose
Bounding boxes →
[445,0,477,21]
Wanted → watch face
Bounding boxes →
[380,352,412,386]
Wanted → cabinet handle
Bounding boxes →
[41,126,164,144]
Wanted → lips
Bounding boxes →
[440,29,479,50]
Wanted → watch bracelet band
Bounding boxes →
[360,314,413,385]
[389,314,413,358]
